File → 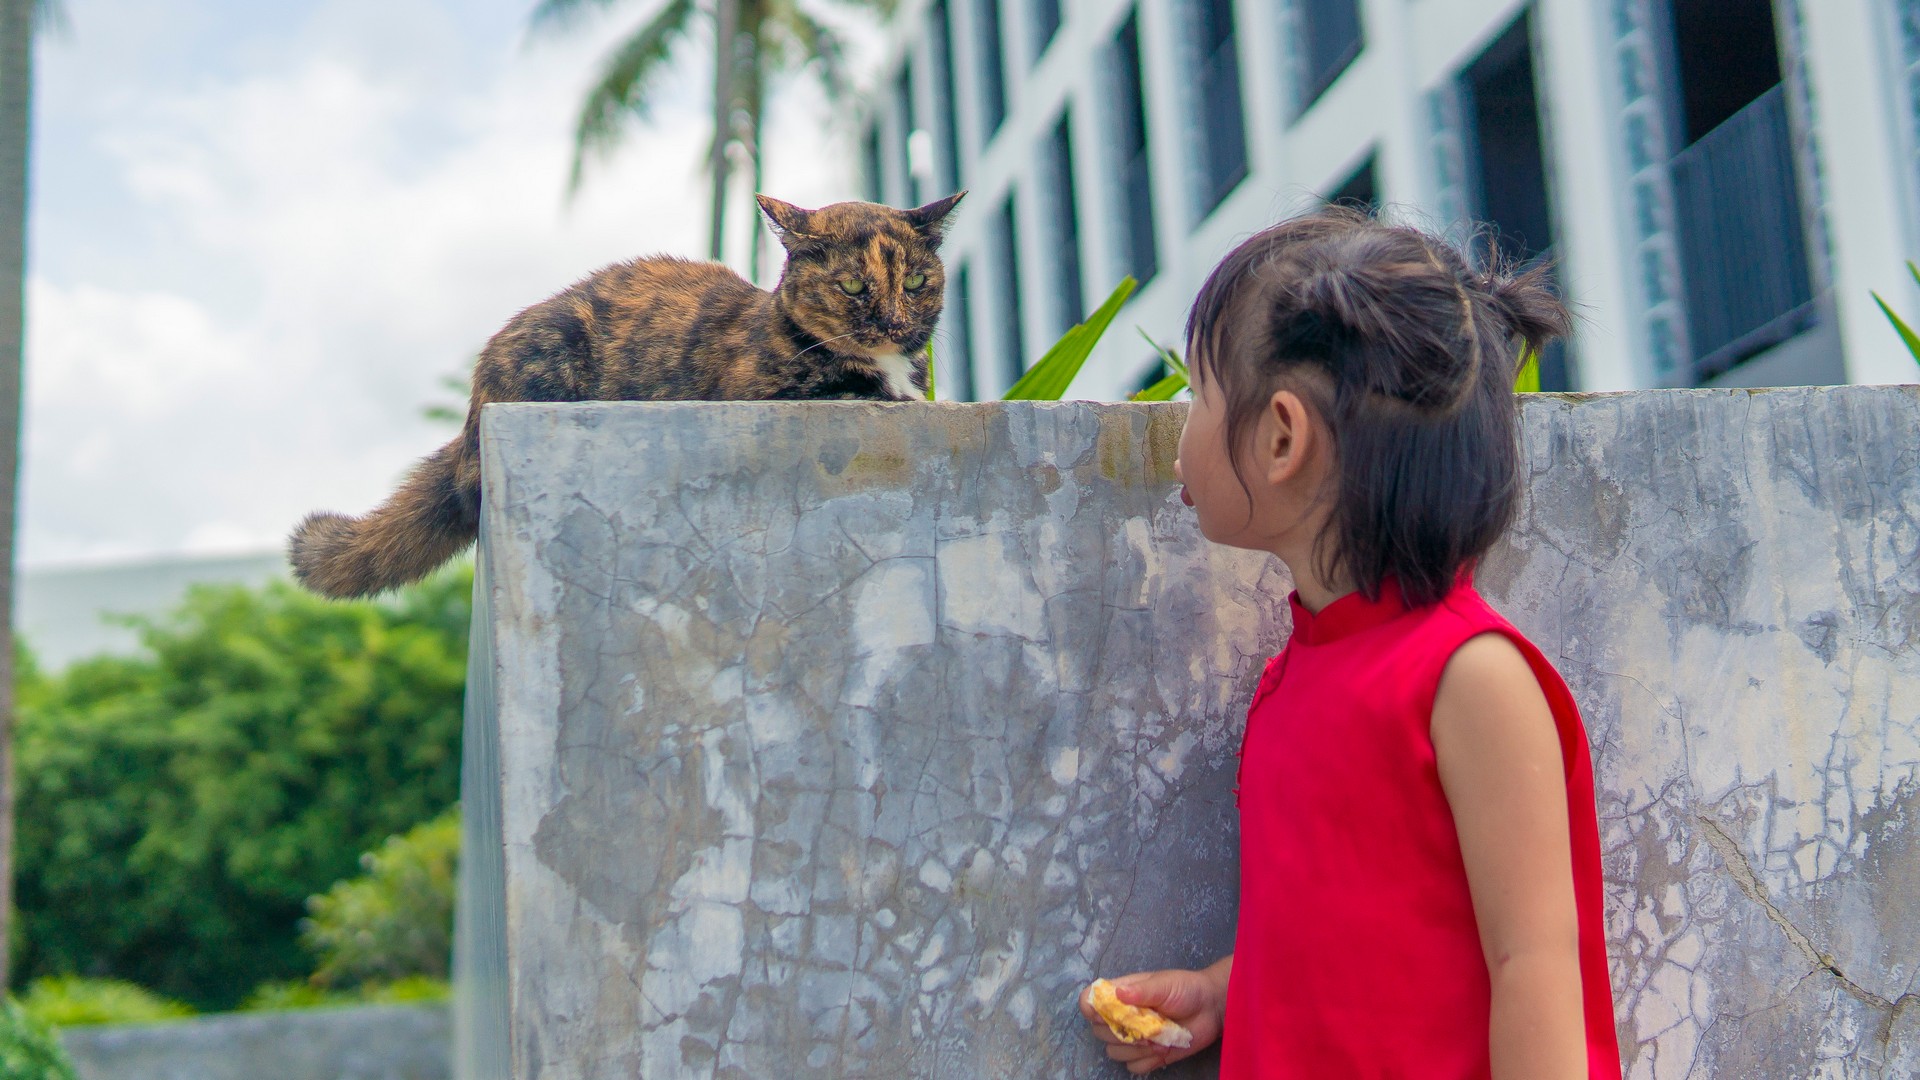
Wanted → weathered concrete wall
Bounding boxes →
[1479,387,1920,1079]
[460,388,1920,1080]
[60,1002,449,1080]
[463,402,1277,1079]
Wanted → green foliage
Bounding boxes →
[14,569,472,1010]
[1871,261,1920,366]
[1130,329,1189,402]
[0,999,76,1080]
[1002,277,1138,401]
[303,808,459,989]
[18,978,192,1029]
[1514,347,1541,393]
[239,976,449,1013]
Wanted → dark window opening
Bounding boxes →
[1109,12,1158,285]
[862,126,883,204]
[1191,0,1248,218]
[1669,0,1783,147]
[1322,153,1379,214]
[1042,115,1085,337]
[930,0,964,189]
[1661,0,1813,378]
[1463,14,1553,265]
[977,0,1009,143]
[1031,0,1062,61]
[896,61,921,205]
[1461,12,1569,391]
[946,264,978,400]
[1298,0,1364,110]
[994,195,1026,385]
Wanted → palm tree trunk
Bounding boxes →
[743,14,765,285]
[0,0,35,991]
[707,0,739,262]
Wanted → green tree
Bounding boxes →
[303,808,459,989]
[12,570,470,1009]
[530,0,892,280]
[0,998,75,1080]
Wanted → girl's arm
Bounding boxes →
[1077,954,1231,1075]
[1432,633,1586,1080]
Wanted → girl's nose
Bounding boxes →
[1173,458,1185,481]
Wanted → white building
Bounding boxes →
[858,0,1920,398]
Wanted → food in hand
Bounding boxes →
[1086,978,1194,1049]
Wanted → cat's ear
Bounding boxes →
[757,195,816,248]
[904,191,967,247]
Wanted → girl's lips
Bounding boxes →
[1180,485,1194,507]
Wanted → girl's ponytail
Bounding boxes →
[1475,260,1573,373]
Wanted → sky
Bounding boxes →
[23,0,872,569]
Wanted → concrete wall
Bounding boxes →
[460,389,1920,1079]
[60,1003,449,1080]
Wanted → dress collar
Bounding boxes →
[1288,578,1410,647]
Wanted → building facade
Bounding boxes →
[859,0,1920,399]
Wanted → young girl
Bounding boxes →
[1081,210,1620,1078]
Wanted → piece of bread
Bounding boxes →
[1086,978,1194,1049]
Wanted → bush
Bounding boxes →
[18,977,193,1028]
[0,999,77,1080]
[303,808,459,989]
[240,975,450,1012]
[14,567,471,1009]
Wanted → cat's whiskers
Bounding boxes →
[785,332,864,365]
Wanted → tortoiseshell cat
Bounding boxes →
[289,191,965,598]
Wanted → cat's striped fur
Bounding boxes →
[289,192,964,598]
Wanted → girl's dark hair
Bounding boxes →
[1185,207,1570,608]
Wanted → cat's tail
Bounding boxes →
[288,436,479,599]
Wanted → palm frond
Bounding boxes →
[527,0,630,38]
[33,0,69,36]
[774,6,852,102]
[567,0,699,195]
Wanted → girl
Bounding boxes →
[1081,210,1620,1078]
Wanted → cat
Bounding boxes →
[288,191,965,599]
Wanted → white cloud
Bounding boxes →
[23,0,869,567]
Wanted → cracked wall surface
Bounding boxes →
[461,388,1920,1079]
[1476,386,1920,1080]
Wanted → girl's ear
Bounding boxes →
[1262,390,1317,486]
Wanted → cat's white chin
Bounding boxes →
[860,347,924,401]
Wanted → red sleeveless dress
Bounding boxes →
[1219,577,1619,1078]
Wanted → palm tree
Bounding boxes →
[0,0,58,990]
[529,0,892,282]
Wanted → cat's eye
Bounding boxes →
[839,278,866,295]
[903,273,927,291]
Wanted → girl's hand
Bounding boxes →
[1077,957,1231,1074]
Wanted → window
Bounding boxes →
[1108,12,1158,285]
[1042,115,1085,336]
[993,195,1026,385]
[976,0,1009,143]
[1460,13,1566,390]
[862,126,883,203]
[1660,0,1813,377]
[896,61,922,205]
[1462,16,1552,265]
[1031,0,1062,62]
[946,264,978,400]
[1297,0,1364,110]
[930,0,964,189]
[1322,153,1379,214]
[1189,0,1248,219]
